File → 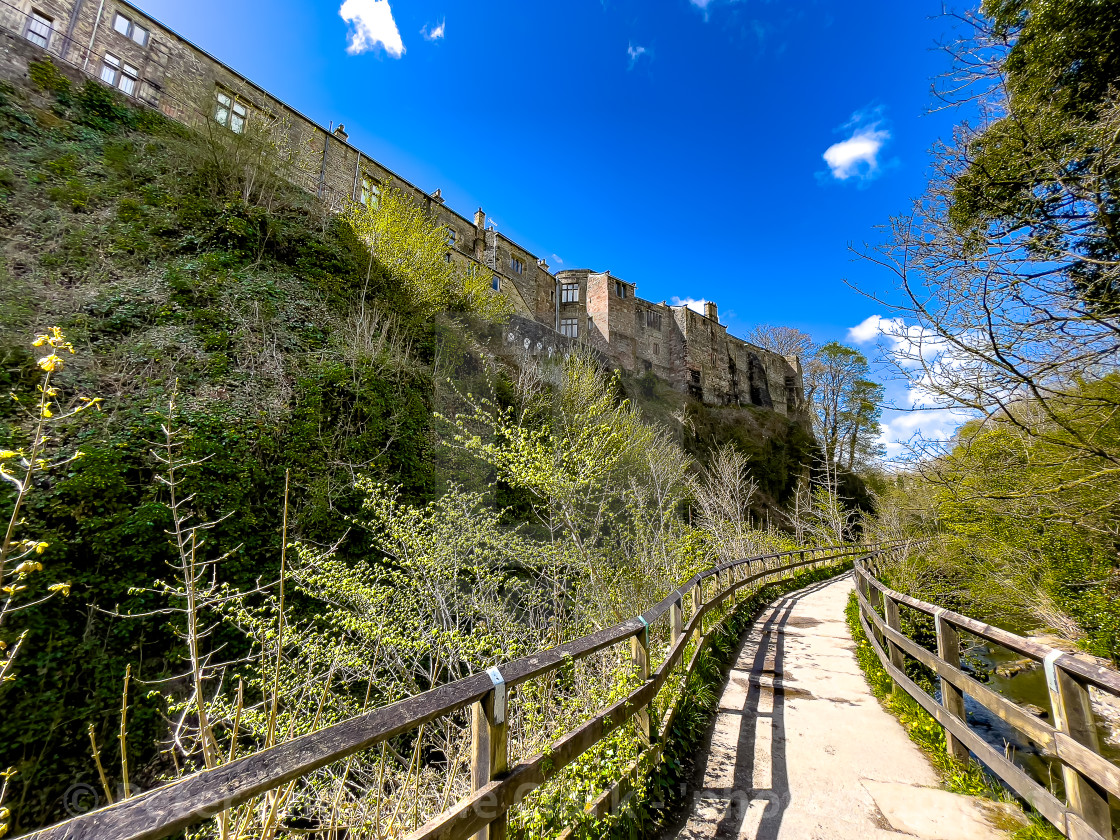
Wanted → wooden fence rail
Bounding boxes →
[22,544,887,840]
[854,559,1120,840]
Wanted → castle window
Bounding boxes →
[491,275,501,291]
[99,53,120,85]
[138,79,161,105]
[645,310,662,330]
[214,90,248,133]
[510,256,524,274]
[560,318,578,338]
[653,343,660,356]
[444,252,452,263]
[360,175,380,209]
[614,280,627,298]
[113,13,150,47]
[24,10,53,48]
[690,369,701,384]
[118,62,138,96]
[447,227,457,246]
[561,283,579,303]
[99,53,138,95]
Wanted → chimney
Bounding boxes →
[538,258,549,271]
[474,208,486,230]
[431,188,444,204]
[705,301,718,322]
[333,124,348,141]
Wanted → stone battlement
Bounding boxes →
[0,0,804,415]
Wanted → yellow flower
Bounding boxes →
[0,450,16,459]
[13,561,43,575]
[37,354,63,373]
[41,406,53,418]
[48,582,71,596]
[34,541,49,554]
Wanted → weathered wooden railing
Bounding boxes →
[854,559,1120,840]
[22,544,884,840]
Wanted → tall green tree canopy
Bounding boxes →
[948,0,1120,314]
[805,342,884,472]
[865,0,1120,661]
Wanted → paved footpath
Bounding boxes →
[662,574,1010,840]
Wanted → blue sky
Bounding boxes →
[139,0,978,456]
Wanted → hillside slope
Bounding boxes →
[0,67,826,829]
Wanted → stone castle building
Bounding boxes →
[0,0,805,416]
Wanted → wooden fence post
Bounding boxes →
[692,580,703,634]
[632,618,652,744]
[933,608,969,763]
[1043,652,1111,837]
[670,596,683,646]
[471,667,509,840]
[882,594,905,696]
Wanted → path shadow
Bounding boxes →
[680,574,844,839]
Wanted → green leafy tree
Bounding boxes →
[856,2,1120,655]
[842,378,886,470]
[344,185,512,322]
[950,0,1120,307]
[871,377,1120,660]
[805,342,883,471]
[443,352,700,628]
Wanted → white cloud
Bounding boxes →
[551,254,564,265]
[847,313,979,459]
[877,406,974,460]
[339,0,405,58]
[847,314,884,344]
[690,0,716,9]
[671,296,709,315]
[627,42,648,69]
[421,19,445,41]
[847,314,941,370]
[823,109,891,181]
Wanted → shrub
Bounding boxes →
[27,59,71,102]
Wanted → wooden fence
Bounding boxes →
[854,559,1120,840]
[21,544,883,840]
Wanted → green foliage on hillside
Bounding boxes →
[863,0,1120,664]
[0,70,467,827]
[872,378,1120,661]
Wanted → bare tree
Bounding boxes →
[855,5,1120,470]
[745,324,815,359]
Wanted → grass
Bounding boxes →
[844,592,1063,840]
